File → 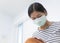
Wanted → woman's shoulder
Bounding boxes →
[53,21,60,26]
[51,21,60,26]
[50,21,60,30]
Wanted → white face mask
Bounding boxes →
[33,15,46,27]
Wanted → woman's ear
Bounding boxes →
[44,10,47,16]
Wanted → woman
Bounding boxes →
[25,2,60,43]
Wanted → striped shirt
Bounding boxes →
[32,22,60,43]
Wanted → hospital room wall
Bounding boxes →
[0,14,18,43]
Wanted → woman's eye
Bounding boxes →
[37,15,42,18]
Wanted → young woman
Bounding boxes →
[25,2,60,43]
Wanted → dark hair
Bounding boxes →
[28,2,47,17]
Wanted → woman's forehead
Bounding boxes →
[31,11,44,18]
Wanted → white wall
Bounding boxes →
[0,0,20,43]
[0,13,18,43]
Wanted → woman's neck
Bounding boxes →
[38,20,52,30]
